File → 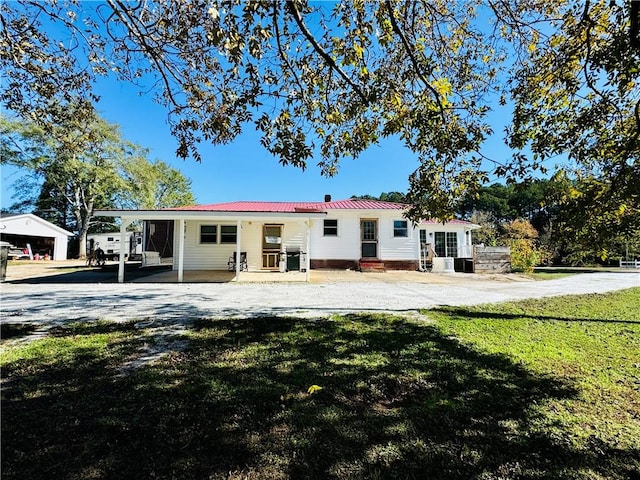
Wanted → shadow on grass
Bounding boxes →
[0,322,37,340]
[430,307,640,325]
[2,315,638,479]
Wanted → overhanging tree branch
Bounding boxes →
[580,1,623,122]
[105,0,182,109]
[384,0,446,123]
[272,1,305,101]
[631,0,640,48]
[285,0,369,105]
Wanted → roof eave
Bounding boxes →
[0,213,74,236]
[93,209,327,220]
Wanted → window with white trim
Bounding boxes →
[393,220,408,237]
[434,231,458,257]
[323,219,338,236]
[200,225,217,244]
[220,225,237,244]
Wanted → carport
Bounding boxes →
[0,214,73,260]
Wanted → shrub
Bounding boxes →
[510,238,539,273]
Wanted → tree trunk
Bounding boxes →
[74,200,94,259]
[76,213,90,259]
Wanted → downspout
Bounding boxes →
[305,218,311,281]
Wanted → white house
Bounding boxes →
[0,213,73,260]
[95,198,479,283]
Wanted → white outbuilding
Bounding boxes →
[0,213,73,260]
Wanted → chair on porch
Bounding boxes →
[228,251,248,272]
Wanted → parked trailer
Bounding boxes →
[87,232,143,261]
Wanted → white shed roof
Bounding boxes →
[0,214,74,237]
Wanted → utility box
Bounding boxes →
[432,257,454,273]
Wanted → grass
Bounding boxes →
[1,289,639,479]
[524,271,576,281]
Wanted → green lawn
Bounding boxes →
[525,271,576,281]
[1,289,639,479]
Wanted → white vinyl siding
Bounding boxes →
[310,213,361,260]
[310,211,418,262]
[379,216,415,260]
[178,220,308,271]
[172,213,474,271]
[181,221,233,270]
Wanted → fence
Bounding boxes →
[473,246,511,273]
[619,259,640,269]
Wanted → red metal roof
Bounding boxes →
[168,199,407,213]
[167,199,478,226]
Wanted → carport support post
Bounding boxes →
[235,220,241,281]
[118,219,133,283]
[177,219,185,283]
[305,219,311,281]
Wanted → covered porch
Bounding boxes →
[93,208,326,283]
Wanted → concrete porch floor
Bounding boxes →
[131,269,309,283]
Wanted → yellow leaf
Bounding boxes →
[354,43,364,59]
[307,385,323,394]
[432,78,452,97]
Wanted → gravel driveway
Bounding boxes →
[1,271,638,325]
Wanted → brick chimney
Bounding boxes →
[324,194,332,202]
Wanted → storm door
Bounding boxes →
[360,219,378,258]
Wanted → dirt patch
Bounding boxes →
[5,260,91,281]
[309,268,532,284]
